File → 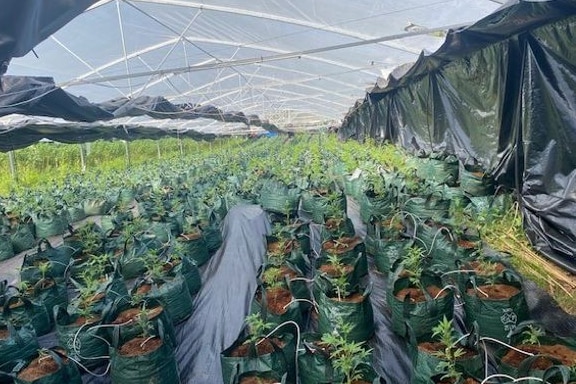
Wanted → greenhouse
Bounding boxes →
[0,1,575,384]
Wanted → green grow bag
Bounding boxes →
[318,237,365,265]
[118,238,150,280]
[203,225,223,255]
[259,180,300,215]
[67,206,86,223]
[463,278,529,342]
[292,223,311,256]
[67,269,129,317]
[250,286,303,328]
[83,199,112,216]
[0,322,39,379]
[20,239,73,284]
[413,156,459,186]
[320,217,356,241]
[138,275,194,325]
[388,275,454,342]
[54,306,108,370]
[109,326,180,384]
[230,370,287,384]
[145,221,172,244]
[118,188,136,205]
[220,333,296,384]
[29,278,68,326]
[2,296,52,337]
[298,334,375,384]
[13,349,82,384]
[33,212,68,239]
[342,175,364,201]
[369,238,407,277]
[498,352,576,383]
[10,223,36,254]
[99,215,117,234]
[171,256,202,297]
[460,164,494,197]
[412,224,460,271]
[359,192,395,224]
[0,232,14,261]
[315,285,374,343]
[315,253,368,296]
[105,300,177,348]
[411,343,483,384]
[176,234,210,267]
[403,196,451,222]
[282,248,311,275]
[300,190,347,224]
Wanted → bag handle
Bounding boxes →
[37,238,53,253]
[228,364,241,384]
[53,305,69,325]
[33,276,58,295]
[7,321,24,345]
[102,294,131,324]
[2,295,34,317]
[259,284,270,323]
[516,354,564,377]
[0,369,15,381]
[542,364,572,384]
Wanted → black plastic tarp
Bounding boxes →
[0,76,280,151]
[0,119,221,152]
[175,205,271,383]
[340,0,576,273]
[0,0,96,65]
[0,1,282,147]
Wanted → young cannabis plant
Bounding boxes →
[262,266,284,290]
[244,313,274,345]
[136,303,154,338]
[326,254,351,300]
[402,245,425,287]
[431,316,466,382]
[321,317,371,384]
[521,324,545,346]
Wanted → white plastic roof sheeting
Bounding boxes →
[5,0,502,132]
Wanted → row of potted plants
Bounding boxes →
[0,135,573,383]
[354,151,576,383]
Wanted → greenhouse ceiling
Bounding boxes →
[1,0,503,134]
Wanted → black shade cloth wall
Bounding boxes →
[339,0,576,273]
[0,76,280,151]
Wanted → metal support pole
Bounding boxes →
[123,140,131,168]
[179,137,184,156]
[79,144,87,173]
[156,141,161,159]
[8,151,17,182]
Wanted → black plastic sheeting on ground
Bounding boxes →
[339,0,576,274]
[175,205,270,383]
[28,201,576,383]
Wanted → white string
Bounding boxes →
[256,321,301,382]
[481,373,546,383]
[479,337,534,356]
